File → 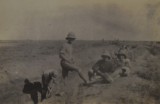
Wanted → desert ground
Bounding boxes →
[0,40,160,104]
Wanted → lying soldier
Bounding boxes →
[41,69,58,100]
[88,51,115,83]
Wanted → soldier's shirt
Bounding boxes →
[93,59,114,73]
[59,42,73,63]
[118,58,131,68]
[42,70,57,85]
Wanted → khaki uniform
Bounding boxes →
[59,42,84,104]
[42,70,57,99]
[59,43,81,78]
[118,58,131,68]
[113,48,131,78]
[92,59,115,73]
[112,58,131,78]
[88,59,114,83]
[119,58,131,76]
[60,43,73,61]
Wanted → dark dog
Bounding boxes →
[23,79,42,104]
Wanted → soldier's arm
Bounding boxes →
[125,59,131,68]
[92,61,100,74]
[49,72,57,83]
[47,78,54,92]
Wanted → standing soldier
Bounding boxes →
[59,32,88,104]
[59,32,87,83]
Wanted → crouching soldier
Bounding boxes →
[88,51,114,83]
[23,79,42,104]
[41,69,58,100]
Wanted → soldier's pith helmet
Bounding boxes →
[101,51,111,58]
[66,32,76,39]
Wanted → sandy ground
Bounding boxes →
[0,40,160,104]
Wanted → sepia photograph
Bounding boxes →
[0,0,160,104]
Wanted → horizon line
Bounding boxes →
[0,39,159,42]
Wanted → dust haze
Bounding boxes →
[0,0,160,40]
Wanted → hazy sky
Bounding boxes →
[0,0,160,40]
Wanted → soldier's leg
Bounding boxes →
[64,72,78,104]
[111,68,122,79]
[76,68,88,84]
[46,78,56,98]
[62,62,87,84]
[62,67,69,79]
[102,73,113,83]
[61,67,69,91]
[96,71,113,83]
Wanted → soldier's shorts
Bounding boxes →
[60,60,81,79]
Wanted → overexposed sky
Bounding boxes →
[0,0,160,40]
